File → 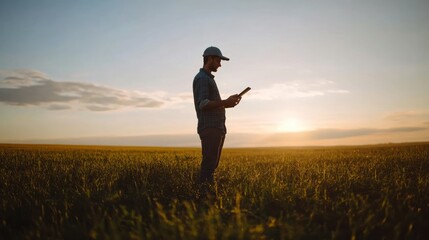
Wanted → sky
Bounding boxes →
[1,0,429,147]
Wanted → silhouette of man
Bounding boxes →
[193,46,241,188]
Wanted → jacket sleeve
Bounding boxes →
[194,77,210,110]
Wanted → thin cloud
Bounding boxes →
[13,126,428,147]
[249,79,349,100]
[0,69,189,111]
[257,126,429,146]
[47,104,72,111]
[86,105,118,112]
[384,110,429,124]
[13,134,200,147]
[309,127,427,140]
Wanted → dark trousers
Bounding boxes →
[199,128,225,184]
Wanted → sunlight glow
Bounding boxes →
[277,118,308,133]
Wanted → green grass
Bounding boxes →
[1,143,429,239]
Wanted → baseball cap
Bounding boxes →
[203,46,230,61]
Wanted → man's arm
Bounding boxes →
[201,94,241,110]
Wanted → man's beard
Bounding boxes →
[211,64,219,72]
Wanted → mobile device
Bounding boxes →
[238,87,251,97]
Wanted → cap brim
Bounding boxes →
[220,56,230,61]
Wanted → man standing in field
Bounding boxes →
[193,46,241,191]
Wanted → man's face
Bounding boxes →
[210,57,222,72]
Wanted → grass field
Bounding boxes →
[1,143,429,239]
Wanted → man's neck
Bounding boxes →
[203,65,212,73]
[202,66,215,79]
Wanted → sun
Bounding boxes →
[277,118,308,132]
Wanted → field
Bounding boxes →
[1,143,429,239]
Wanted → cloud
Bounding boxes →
[249,79,349,100]
[85,105,118,112]
[12,134,200,147]
[0,69,190,111]
[248,126,429,147]
[47,104,72,111]
[384,110,429,124]
[308,127,427,140]
[9,126,428,147]
[262,126,428,143]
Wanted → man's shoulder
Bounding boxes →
[193,70,212,84]
[194,71,204,79]
[194,69,209,79]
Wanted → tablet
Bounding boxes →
[238,87,251,97]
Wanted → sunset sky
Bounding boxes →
[1,0,428,147]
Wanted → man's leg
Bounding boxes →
[199,128,225,184]
[215,133,225,169]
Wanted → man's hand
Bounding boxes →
[223,94,241,108]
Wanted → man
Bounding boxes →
[192,46,241,187]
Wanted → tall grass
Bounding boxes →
[1,143,428,239]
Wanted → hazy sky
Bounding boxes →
[1,0,428,147]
